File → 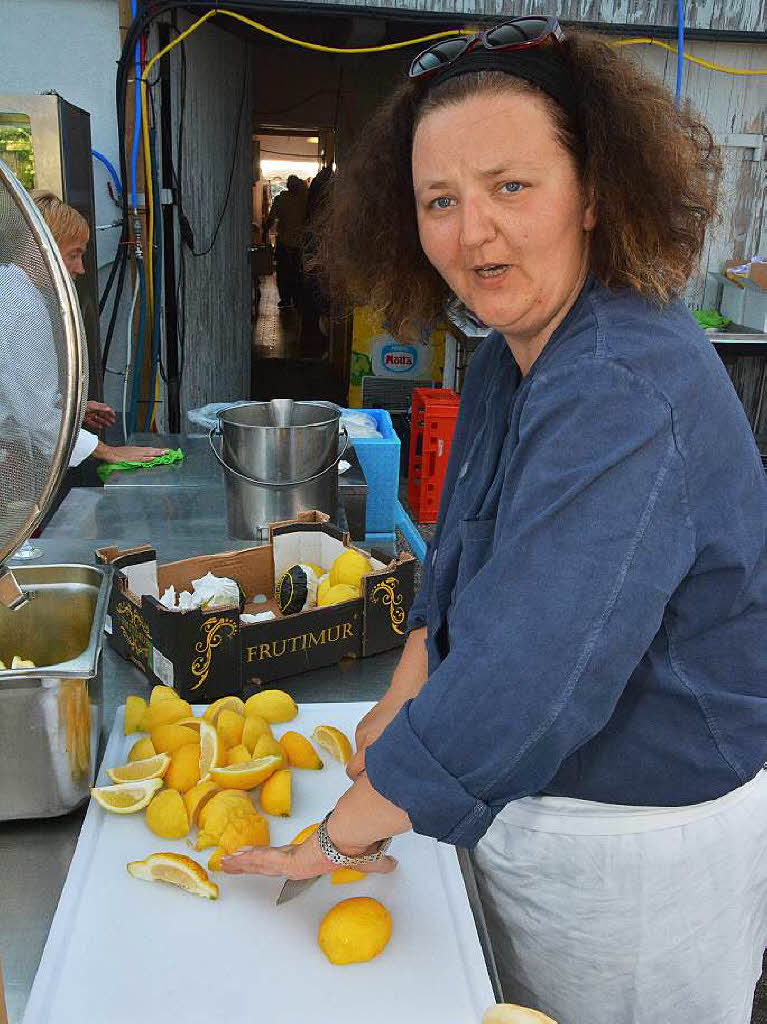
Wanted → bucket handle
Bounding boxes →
[209,426,349,489]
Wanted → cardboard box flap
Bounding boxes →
[96,544,159,599]
[157,544,273,605]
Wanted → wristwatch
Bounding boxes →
[317,811,392,867]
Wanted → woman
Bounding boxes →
[222,19,767,1023]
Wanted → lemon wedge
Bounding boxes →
[199,718,221,782]
[127,852,218,899]
[107,753,170,784]
[210,754,283,790]
[149,684,178,705]
[124,695,147,735]
[202,695,245,725]
[91,777,162,813]
[280,730,323,769]
[312,725,352,766]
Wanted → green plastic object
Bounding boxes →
[97,447,184,482]
[692,309,731,329]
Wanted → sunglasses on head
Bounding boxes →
[409,16,565,81]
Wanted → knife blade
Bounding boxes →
[276,875,321,905]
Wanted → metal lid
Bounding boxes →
[0,160,85,589]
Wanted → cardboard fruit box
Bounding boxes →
[96,512,416,703]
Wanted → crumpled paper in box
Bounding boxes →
[160,572,239,611]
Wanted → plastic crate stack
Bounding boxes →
[407,388,460,524]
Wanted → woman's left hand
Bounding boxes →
[220,831,397,879]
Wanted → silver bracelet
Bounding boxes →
[317,812,392,867]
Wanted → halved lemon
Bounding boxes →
[90,777,162,813]
[199,718,221,782]
[127,852,218,900]
[106,753,170,784]
[209,754,283,790]
[202,695,245,725]
[312,725,352,766]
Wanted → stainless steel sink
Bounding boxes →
[0,564,111,820]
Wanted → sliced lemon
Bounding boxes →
[107,753,170,784]
[244,689,297,724]
[199,719,221,782]
[124,694,147,735]
[184,780,220,825]
[91,777,162,813]
[482,1006,560,1024]
[146,788,190,838]
[227,743,252,766]
[280,730,323,769]
[291,822,320,845]
[331,868,366,884]
[138,699,192,732]
[242,713,270,752]
[176,716,202,732]
[151,723,199,754]
[202,695,245,725]
[127,852,218,900]
[260,769,291,816]
[149,684,178,705]
[217,709,245,749]
[312,725,352,766]
[128,737,156,762]
[209,754,283,790]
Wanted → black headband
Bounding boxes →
[421,49,578,121]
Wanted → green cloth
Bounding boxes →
[97,447,184,483]
[692,308,731,329]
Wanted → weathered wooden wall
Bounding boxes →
[165,12,253,421]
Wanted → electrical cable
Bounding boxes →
[91,149,123,194]
[123,263,140,442]
[130,0,143,212]
[676,0,685,106]
[616,38,767,74]
[100,244,128,370]
[129,256,147,436]
[147,114,164,429]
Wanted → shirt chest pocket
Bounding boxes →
[454,517,497,604]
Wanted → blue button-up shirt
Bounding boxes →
[366,277,767,847]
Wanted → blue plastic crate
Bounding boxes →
[341,408,401,537]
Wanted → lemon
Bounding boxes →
[317,584,359,607]
[482,1007,560,1024]
[202,694,246,724]
[165,742,201,793]
[125,695,147,735]
[146,788,190,839]
[199,719,222,782]
[280,731,323,769]
[331,868,366,884]
[149,684,178,705]
[312,725,353,765]
[139,699,192,732]
[210,754,283,790]
[244,689,297,724]
[207,848,227,872]
[304,562,326,578]
[330,548,373,590]
[260,769,291,816]
[128,737,156,762]
[242,713,270,753]
[184,780,220,825]
[175,716,202,732]
[318,897,392,965]
[107,753,170,784]
[198,790,252,835]
[151,723,199,754]
[227,743,252,766]
[251,733,286,765]
[217,709,245,749]
[196,791,269,852]
[291,822,320,845]
[91,777,162,814]
[317,573,332,605]
[127,853,218,900]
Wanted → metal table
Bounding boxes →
[1,485,499,1020]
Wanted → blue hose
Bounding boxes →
[130,0,142,211]
[676,0,685,108]
[91,149,122,194]
[129,257,146,434]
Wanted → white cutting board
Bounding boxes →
[23,701,494,1024]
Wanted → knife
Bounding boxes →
[276,875,321,905]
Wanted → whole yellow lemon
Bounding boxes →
[318,897,392,966]
[317,584,359,608]
[329,549,373,590]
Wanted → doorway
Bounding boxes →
[251,125,345,404]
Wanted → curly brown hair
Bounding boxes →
[310,27,721,328]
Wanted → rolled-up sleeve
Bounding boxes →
[367,360,696,846]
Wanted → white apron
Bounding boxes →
[472,768,767,1024]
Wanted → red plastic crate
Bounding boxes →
[408,387,460,524]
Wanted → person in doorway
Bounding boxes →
[264,174,307,309]
[31,191,167,467]
[220,18,767,1024]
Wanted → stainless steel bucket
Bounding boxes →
[0,564,110,820]
[209,400,348,539]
